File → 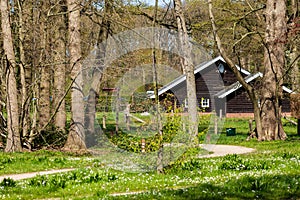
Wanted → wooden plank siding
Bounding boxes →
[158,59,291,114]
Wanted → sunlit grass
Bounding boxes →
[0,116,299,199]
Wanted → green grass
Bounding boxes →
[0,150,95,175]
[0,116,299,199]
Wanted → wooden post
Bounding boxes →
[102,115,106,129]
[126,114,130,131]
[249,119,253,134]
[214,115,218,134]
[125,104,131,131]
[115,88,119,133]
[141,138,146,153]
[290,94,300,136]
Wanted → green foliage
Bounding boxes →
[219,154,270,171]
[0,117,299,199]
[108,113,182,153]
[0,178,16,187]
[32,124,68,149]
[0,150,94,175]
[27,169,118,190]
[198,114,211,139]
[164,147,209,173]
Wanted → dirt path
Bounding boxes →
[0,168,74,182]
[0,145,255,182]
[199,144,255,158]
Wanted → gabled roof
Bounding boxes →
[216,73,295,98]
[149,56,250,99]
[216,72,263,98]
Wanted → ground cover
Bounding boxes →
[0,150,94,176]
[0,117,299,199]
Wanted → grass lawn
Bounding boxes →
[0,116,299,199]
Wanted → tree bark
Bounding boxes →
[53,2,67,131]
[1,0,22,152]
[290,0,299,93]
[173,0,198,139]
[39,1,51,130]
[63,0,86,151]
[260,0,287,140]
[17,0,30,139]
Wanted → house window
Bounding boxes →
[201,98,210,108]
[184,98,188,108]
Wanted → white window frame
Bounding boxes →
[201,98,210,108]
[184,98,188,108]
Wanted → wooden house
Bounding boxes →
[150,56,293,116]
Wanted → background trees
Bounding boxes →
[0,0,299,151]
[208,0,299,140]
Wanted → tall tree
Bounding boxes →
[16,0,30,138]
[208,0,288,140]
[53,1,67,131]
[63,0,87,151]
[173,0,198,138]
[289,0,299,92]
[260,0,287,140]
[39,1,51,130]
[85,0,112,147]
[1,0,22,152]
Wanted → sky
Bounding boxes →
[142,0,171,6]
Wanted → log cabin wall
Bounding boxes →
[158,60,291,114]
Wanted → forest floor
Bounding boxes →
[0,144,255,182]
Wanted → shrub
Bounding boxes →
[27,169,118,189]
[108,113,182,153]
[0,178,16,187]
[219,154,270,171]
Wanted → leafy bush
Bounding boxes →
[32,124,68,149]
[0,178,16,187]
[27,169,118,189]
[219,154,270,171]
[108,113,182,153]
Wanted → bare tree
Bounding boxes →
[1,0,22,152]
[173,0,198,139]
[53,1,67,131]
[39,1,51,130]
[208,0,288,140]
[63,0,87,151]
[290,0,299,92]
[16,0,30,138]
[85,0,112,147]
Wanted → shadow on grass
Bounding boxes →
[109,173,300,200]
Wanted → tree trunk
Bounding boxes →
[17,0,30,139]
[84,0,111,146]
[1,0,22,152]
[53,2,67,131]
[208,0,264,138]
[173,0,198,139]
[63,0,86,151]
[291,46,299,92]
[39,1,51,130]
[260,0,287,140]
